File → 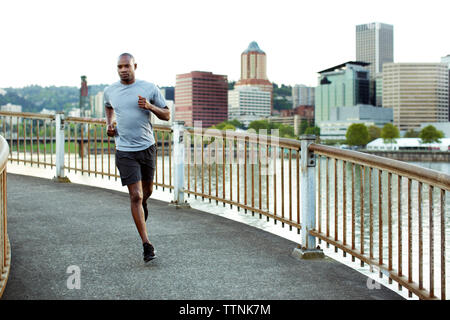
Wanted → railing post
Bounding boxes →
[170,121,190,209]
[292,135,324,259]
[53,112,70,183]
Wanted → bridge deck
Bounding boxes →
[2,173,403,300]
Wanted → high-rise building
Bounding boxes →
[235,41,273,113]
[356,22,394,77]
[383,63,449,131]
[442,55,450,120]
[292,85,315,108]
[315,61,372,125]
[90,91,104,118]
[174,71,228,128]
[160,87,175,101]
[228,86,271,122]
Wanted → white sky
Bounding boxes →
[1,0,449,89]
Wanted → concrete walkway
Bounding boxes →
[2,173,403,300]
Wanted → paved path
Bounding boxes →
[2,173,403,300]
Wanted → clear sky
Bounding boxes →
[1,0,449,89]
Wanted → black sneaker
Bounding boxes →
[143,242,156,262]
[143,202,149,222]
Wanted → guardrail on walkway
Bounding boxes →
[310,144,449,300]
[0,111,448,300]
[0,135,10,298]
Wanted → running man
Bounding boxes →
[104,53,170,262]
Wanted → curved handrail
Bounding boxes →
[0,135,10,298]
[310,143,450,190]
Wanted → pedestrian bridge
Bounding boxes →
[0,111,449,300]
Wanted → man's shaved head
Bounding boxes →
[118,53,135,63]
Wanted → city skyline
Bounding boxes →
[1,0,449,89]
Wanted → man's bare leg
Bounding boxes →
[142,180,153,221]
[127,181,150,244]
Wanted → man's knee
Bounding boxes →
[143,183,153,200]
[129,189,143,204]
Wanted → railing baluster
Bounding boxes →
[107,132,110,179]
[334,158,338,252]
[318,155,321,236]
[351,163,355,257]
[429,185,434,298]
[266,142,269,221]
[208,136,211,203]
[408,178,412,298]
[379,169,383,277]
[30,119,33,165]
[222,136,225,207]
[154,132,158,189]
[281,147,284,225]
[186,133,190,196]
[296,148,300,231]
[101,126,104,178]
[215,136,218,204]
[230,138,233,209]
[23,118,26,163]
[201,135,204,200]
[273,144,277,224]
[16,117,19,164]
[162,131,165,191]
[326,157,330,241]
[259,143,262,218]
[94,124,97,177]
[169,131,172,192]
[398,175,403,291]
[244,138,247,213]
[289,148,292,228]
[37,121,40,167]
[249,141,255,216]
[440,189,446,300]
[236,138,240,211]
[67,123,71,172]
[369,167,373,264]
[360,165,364,265]
[80,124,84,174]
[388,172,393,283]
[343,160,347,255]
[418,181,423,290]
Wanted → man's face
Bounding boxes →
[117,55,136,83]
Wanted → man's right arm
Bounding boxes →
[105,105,116,137]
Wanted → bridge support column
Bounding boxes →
[292,135,323,260]
[53,112,70,183]
[169,121,190,209]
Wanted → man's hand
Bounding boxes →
[138,95,150,110]
[107,124,117,137]
[138,95,170,121]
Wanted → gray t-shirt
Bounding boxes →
[104,79,167,151]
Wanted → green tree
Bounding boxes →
[367,125,381,142]
[304,126,320,136]
[299,119,309,135]
[404,129,420,138]
[381,123,400,143]
[248,120,274,132]
[346,123,369,146]
[419,125,444,144]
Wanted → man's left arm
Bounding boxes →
[138,87,170,121]
[145,101,170,121]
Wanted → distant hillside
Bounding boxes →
[0,84,109,113]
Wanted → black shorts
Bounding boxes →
[115,144,156,186]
